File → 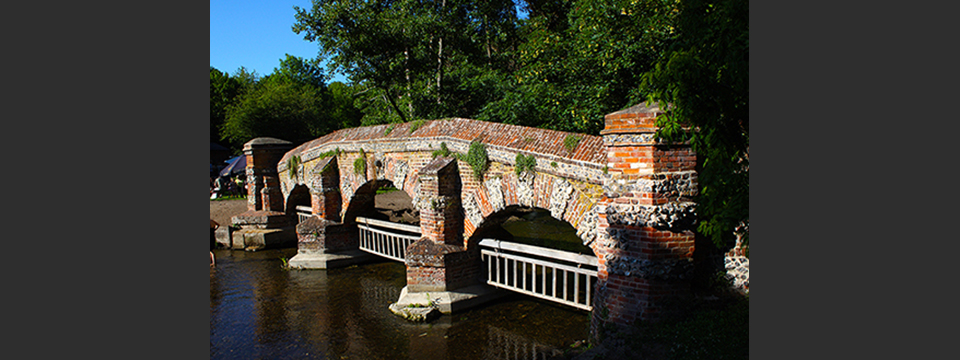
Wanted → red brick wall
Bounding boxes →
[592,103,697,332]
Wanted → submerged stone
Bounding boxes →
[388,303,441,322]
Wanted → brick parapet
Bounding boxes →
[280,119,608,186]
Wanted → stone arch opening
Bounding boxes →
[467,205,600,312]
[285,184,311,218]
[468,205,593,255]
[342,179,419,226]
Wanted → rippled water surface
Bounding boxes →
[210,248,589,359]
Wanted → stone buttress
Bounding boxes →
[591,103,698,337]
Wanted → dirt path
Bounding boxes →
[209,198,248,228]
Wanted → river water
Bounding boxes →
[210,247,590,360]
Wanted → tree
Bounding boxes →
[638,0,749,251]
[210,66,241,144]
[479,0,677,135]
[220,55,336,145]
[293,0,518,124]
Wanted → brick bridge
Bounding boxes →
[230,103,698,339]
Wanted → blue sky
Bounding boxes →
[210,0,347,82]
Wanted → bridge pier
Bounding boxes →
[288,156,377,269]
[228,138,298,250]
[591,103,698,338]
[393,157,503,315]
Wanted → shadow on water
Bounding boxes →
[211,248,589,360]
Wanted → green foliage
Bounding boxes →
[353,148,367,175]
[210,67,242,146]
[550,161,558,168]
[479,0,678,134]
[209,194,246,202]
[515,153,537,176]
[563,134,581,152]
[287,155,301,179]
[432,142,453,158]
[376,185,400,195]
[637,0,749,250]
[218,56,363,149]
[221,56,332,145]
[384,123,395,136]
[318,148,341,159]
[294,0,520,124]
[464,140,489,180]
[408,119,426,133]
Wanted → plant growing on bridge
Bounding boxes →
[431,142,453,158]
[563,134,581,153]
[408,119,425,133]
[287,155,301,179]
[515,153,537,176]
[318,147,341,159]
[353,148,367,176]
[464,140,489,181]
[384,123,395,136]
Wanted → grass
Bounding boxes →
[376,185,400,194]
[210,194,246,201]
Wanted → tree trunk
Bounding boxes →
[436,0,445,106]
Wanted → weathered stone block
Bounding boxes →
[231,210,292,229]
[230,227,296,250]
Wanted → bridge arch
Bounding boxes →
[284,184,311,217]
[467,205,593,256]
[341,179,419,226]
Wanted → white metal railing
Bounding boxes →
[296,205,313,224]
[483,326,555,360]
[479,239,598,311]
[356,216,421,262]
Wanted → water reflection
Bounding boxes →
[210,248,588,359]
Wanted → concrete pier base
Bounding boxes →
[391,284,506,315]
[287,250,376,269]
[230,227,296,250]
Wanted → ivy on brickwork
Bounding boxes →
[429,140,489,180]
[353,148,367,175]
[431,142,453,158]
[318,147,341,159]
[464,140,489,181]
[287,155,301,179]
[515,153,537,176]
[563,134,581,153]
[408,119,425,133]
